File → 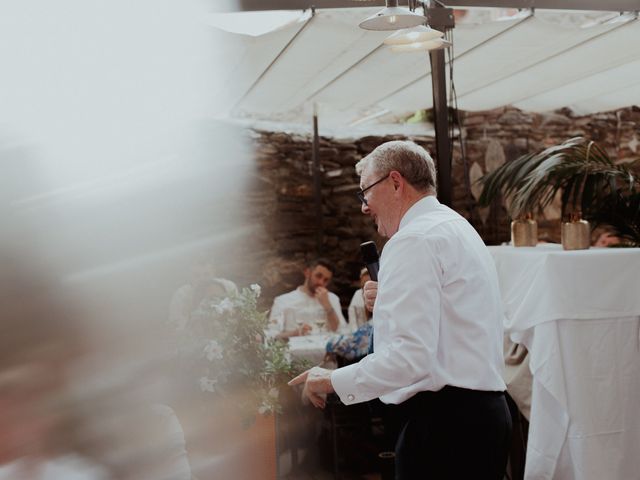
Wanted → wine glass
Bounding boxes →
[295,317,306,335]
[283,309,297,332]
[315,317,326,333]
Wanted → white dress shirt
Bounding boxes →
[268,287,347,334]
[331,195,506,405]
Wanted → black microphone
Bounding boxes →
[360,241,380,281]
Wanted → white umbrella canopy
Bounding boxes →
[378,13,531,113]
[462,14,640,112]
[207,5,640,128]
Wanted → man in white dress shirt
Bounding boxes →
[269,258,347,339]
[290,141,511,479]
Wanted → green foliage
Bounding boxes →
[477,151,540,217]
[406,109,429,124]
[477,137,640,243]
[177,284,311,423]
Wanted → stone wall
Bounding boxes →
[458,106,640,244]
[235,106,640,310]
[247,130,436,310]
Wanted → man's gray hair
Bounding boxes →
[355,141,437,194]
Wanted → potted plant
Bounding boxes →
[176,283,310,479]
[477,149,549,246]
[478,137,640,247]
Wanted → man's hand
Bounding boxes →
[314,286,332,310]
[297,323,313,336]
[363,280,378,312]
[314,286,339,331]
[288,366,335,409]
[276,323,312,340]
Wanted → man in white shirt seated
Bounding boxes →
[268,258,347,339]
[290,141,511,480]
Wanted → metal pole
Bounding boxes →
[312,109,323,254]
[429,48,452,207]
[426,3,455,207]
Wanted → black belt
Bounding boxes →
[397,386,505,421]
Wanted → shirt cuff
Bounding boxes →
[331,363,361,405]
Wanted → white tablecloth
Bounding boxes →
[489,245,640,480]
[288,334,333,365]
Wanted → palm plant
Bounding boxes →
[477,149,552,219]
[477,137,640,244]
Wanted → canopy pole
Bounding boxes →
[312,107,323,254]
[430,49,451,207]
[426,3,455,207]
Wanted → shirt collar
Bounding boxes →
[398,195,439,231]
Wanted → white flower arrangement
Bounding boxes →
[203,340,224,361]
[178,284,310,423]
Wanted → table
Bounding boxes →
[288,333,333,365]
[489,244,640,480]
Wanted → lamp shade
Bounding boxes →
[390,38,452,52]
[383,25,444,45]
[359,6,427,31]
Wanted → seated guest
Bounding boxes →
[268,258,347,339]
[168,259,236,331]
[325,268,373,361]
[594,230,622,247]
[325,321,373,364]
[347,268,372,331]
[328,268,374,362]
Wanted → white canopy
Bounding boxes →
[207,7,640,128]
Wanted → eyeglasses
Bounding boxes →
[356,173,389,206]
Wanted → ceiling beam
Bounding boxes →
[213,0,383,12]
[441,0,640,10]
[215,0,640,13]
[231,12,315,112]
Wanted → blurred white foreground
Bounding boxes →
[0,1,269,478]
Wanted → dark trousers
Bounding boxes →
[394,386,512,480]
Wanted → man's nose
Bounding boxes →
[361,203,370,214]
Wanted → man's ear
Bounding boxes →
[390,171,403,191]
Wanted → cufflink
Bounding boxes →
[347,394,355,401]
